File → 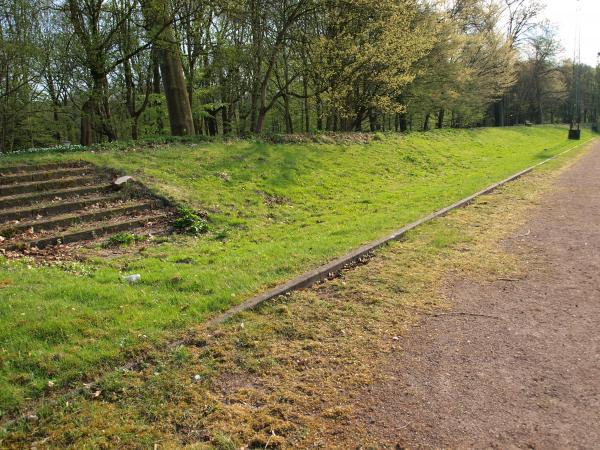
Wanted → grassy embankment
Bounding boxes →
[0,125,593,414]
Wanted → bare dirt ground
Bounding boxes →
[359,143,600,449]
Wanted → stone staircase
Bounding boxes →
[0,161,170,253]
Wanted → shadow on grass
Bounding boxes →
[200,141,322,190]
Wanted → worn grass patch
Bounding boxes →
[0,126,593,413]
[0,137,593,449]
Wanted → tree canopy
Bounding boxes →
[0,0,594,151]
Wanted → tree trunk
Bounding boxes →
[437,109,445,129]
[284,99,293,133]
[123,58,138,140]
[159,48,195,135]
[144,2,194,136]
[316,94,323,131]
[222,105,231,135]
[47,77,62,142]
[255,107,267,134]
[95,74,117,141]
[205,111,218,136]
[494,98,505,127]
[132,116,140,140]
[80,98,94,146]
[283,87,293,133]
[283,51,293,134]
[368,109,377,132]
[80,73,116,146]
[303,75,310,132]
[152,46,162,94]
[423,113,430,131]
[399,113,407,132]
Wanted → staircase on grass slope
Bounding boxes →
[0,161,170,253]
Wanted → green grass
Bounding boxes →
[0,125,594,414]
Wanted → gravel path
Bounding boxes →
[361,143,600,449]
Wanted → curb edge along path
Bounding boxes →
[207,138,596,327]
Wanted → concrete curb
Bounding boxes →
[207,138,595,327]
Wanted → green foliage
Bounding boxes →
[316,0,433,127]
[140,94,169,136]
[102,232,144,248]
[0,0,555,149]
[173,208,209,235]
[0,143,87,157]
[0,135,217,159]
[169,346,192,367]
[213,433,237,450]
[505,23,582,126]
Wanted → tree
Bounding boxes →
[64,0,125,144]
[523,23,563,124]
[242,0,317,133]
[402,0,515,130]
[314,0,433,131]
[492,0,544,126]
[0,0,45,151]
[0,0,568,152]
[142,0,195,136]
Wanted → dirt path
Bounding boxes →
[360,143,600,449]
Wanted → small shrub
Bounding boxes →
[169,346,192,367]
[214,229,228,241]
[173,208,209,235]
[212,433,237,450]
[103,232,143,248]
[97,372,126,402]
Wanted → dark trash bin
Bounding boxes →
[568,129,581,140]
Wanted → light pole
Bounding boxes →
[594,53,600,132]
[568,0,582,139]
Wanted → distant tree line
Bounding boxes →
[503,22,600,127]
[0,0,596,152]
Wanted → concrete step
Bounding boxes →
[0,193,123,222]
[0,176,99,197]
[6,213,167,250]
[1,201,157,236]
[0,167,93,185]
[0,184,114,210]
[0,161,90,175]
[0,161,173,253]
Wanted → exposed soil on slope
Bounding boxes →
[358,143,600,449]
